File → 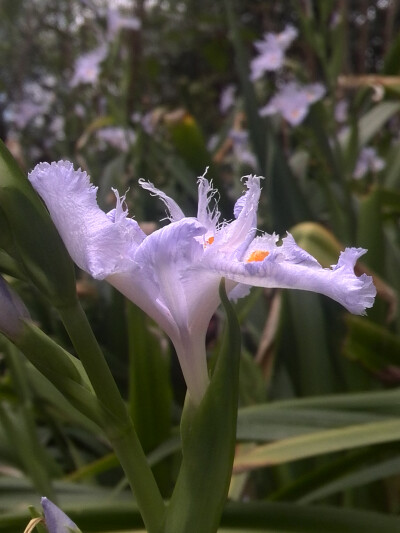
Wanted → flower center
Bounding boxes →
[247,250,269,262]
[205,236,214,246]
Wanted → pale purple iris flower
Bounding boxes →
[353,147,385,179]
[6,82,54,130]
[334,100,349,123]
[7,101,48,130]
[229,130,257,169]
[41,498,81,533]
[70,44,108,88]
[260,81,326,126]
[96,126,137,152]
[250,25,298,81]
[219,85,236,114]
[106,8,141,41]
[29,162,376,404]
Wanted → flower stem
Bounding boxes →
[58,301,165,533]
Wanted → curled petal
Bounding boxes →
[202,235,376,315]
[28,161,144,279]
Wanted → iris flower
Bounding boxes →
[353,147,385,179]
[29,162,376,404]
[250,25,298,80]
[96,126,137,152]
[260,81,325,126]
[69,45,108,88]
[106,7,141,41]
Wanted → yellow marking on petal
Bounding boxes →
[247,250,269,262]
[206,236,215,245]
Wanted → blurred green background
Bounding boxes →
[2,1,400,531]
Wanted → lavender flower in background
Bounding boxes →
[7,102,47,130]
[74,103,86,118]
[335,100,349,123]
[48,116,65,142]
[131,110,157,135]
[259,81,325,126]
[219,85,236,114]
[70,44,108,88]
[5,81,54,130]
[353,147,385,179]
[229,130,257,169]
[250,25,298,81]
[96,126,136,152]
[107,7,141,41]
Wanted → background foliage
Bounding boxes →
[2,0,400,531]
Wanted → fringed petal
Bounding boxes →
[29,161,144,279]
[217,175,262,258]
[197,170,220,230]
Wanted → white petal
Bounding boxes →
[134,217,206,331]
[138,178,185,222]
[133,217,212,403]
[28,161,144,279]
[228,282,252,301]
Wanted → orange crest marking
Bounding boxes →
[247,250,269,262]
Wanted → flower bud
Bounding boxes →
[41,497,81,533]
[0,275,29,341]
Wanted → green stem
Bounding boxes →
[58,301,165,533]
[164,280,241,533]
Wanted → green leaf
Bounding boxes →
[237,406,390,442]
[127,302,172,454]
[0,140,77,308]
[300,454,400,504]
[164,279,241,533]
[340,102,400,150]
[343,315,400,376]
[265,388,400,415]
[383,31,400,74]
[265,128,314,233]
[167,112,210,175]
[221,501,400,532]
[357,187,385,275]
[234,419,400,471]
[282,291,338,396]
